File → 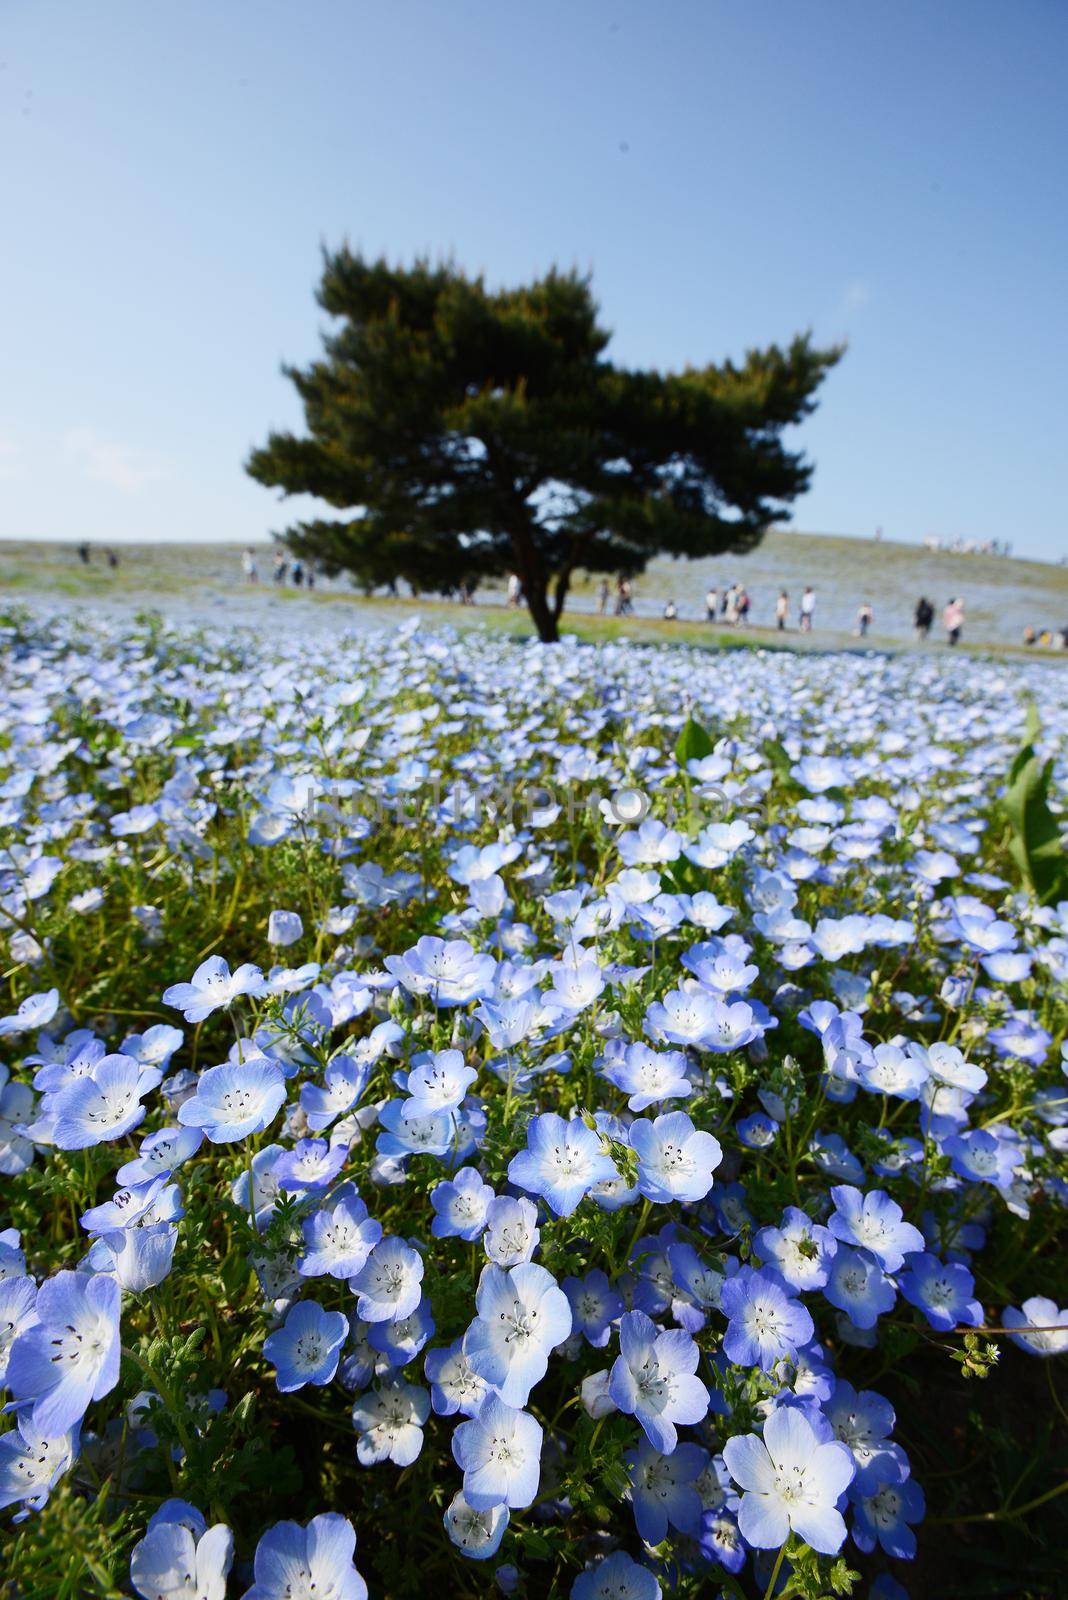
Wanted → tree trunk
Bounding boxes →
[551,565,572,623]
[525,579,560,643]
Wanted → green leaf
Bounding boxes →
[1000,701,1068,904]
[675,715,713,767]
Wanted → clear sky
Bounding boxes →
[2,0,1065,558]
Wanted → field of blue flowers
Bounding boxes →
[0,606,1065,1600]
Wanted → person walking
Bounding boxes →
[943,597,964,645]
[273,551,287,585]
[775,590,789,630]
[856,601,873,637]
[620,577,634,615]
[706,586,718,622]
[506,573,522,609]
[596,579,610,615]
[663,599,677,621]
[737,587,751,625]
[799,586,815,631]
[914,596,934,640]
[242,547,258,583]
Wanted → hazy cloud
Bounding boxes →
[63,427,167,493]
[0,435,19,480]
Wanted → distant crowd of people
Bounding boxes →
[94,550,1060,652]
[1022,623,1068,650]
[77,543,120,570]
[923,537,1013,556]
[242,548,316,590]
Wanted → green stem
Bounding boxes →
[762,1539,789,1600]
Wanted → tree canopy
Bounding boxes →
[247,253,842,640]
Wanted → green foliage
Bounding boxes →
[999,700,1068,903]
[674,713,714,766]
[949,1333,1001,1380]
[246,253,842,639]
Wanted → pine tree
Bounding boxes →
[247,253,842,641]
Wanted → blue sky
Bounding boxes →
[2,0,1065,558]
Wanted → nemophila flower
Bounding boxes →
[177,1057,287,1143]
[120,1023,185,1070]
[116,1126,203,1186]
[712,1179,753,1235]
[572,1551,661,1600]
[628,1228,675,1316]
[988,1013,1052,1066]
[0,1415,79,1513]
[366,1298,435,1367]
[0,1068,36,1175]
[299,1192,382,1281]
[130,1517,233,1600]
[89,1223,180,1293]
[629,1111,722,1204]
[463,1263,571,1407]
[824,1247,897,1330]
[274,1138,348,1194]
[402,1050,478,1117]
[0,988,59,1038]
[263,1300,348,1392]
[601,1041,692,1112]
[1002,1297,1068,1355]
[51,1054,151,1150]
[666,1241,726,1331]
[609,1310,708,1453]
[300,1055,374,1132]
[507,1113,618,1217]
[6,1270,121,1434]
[231,1143,286,1230]
[626,1435,707,1544]
[942,1129,1022,1189]
[680,939,759,994]
[898,1254,983,1332]
[425,1339,489,1416]
[851,1475,926,1559]
[443,1490,509,1561]
[855,1042,930,1101]
[0,1229,26,1281]
[698,1508,746,1574]
[243,1513,368,1600]
[563,1269,623,1348]
[111,803,159,838]
[905,1040,986,1095]
[827,1186,925,1273]
[723,1405,855,1554]
[267,908,303,946]
[681,890,733,933]
[385,936,496,1007]
[0,1277,38,1385]
[375,1100,456,1161]
[431,1166,495,1241]
[162,956,266,1023]
[720,1266,814,1371]
[483,1196,539,1266]
[351,1378,430,1466]
[349,1236,424,1323]
[737,1113,778,1152]
[451,1393,543,1510]
[755,1208,837,1292]
[824,1381,907,1493]
[810,1130,865,1184]
[618,818,683,867]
